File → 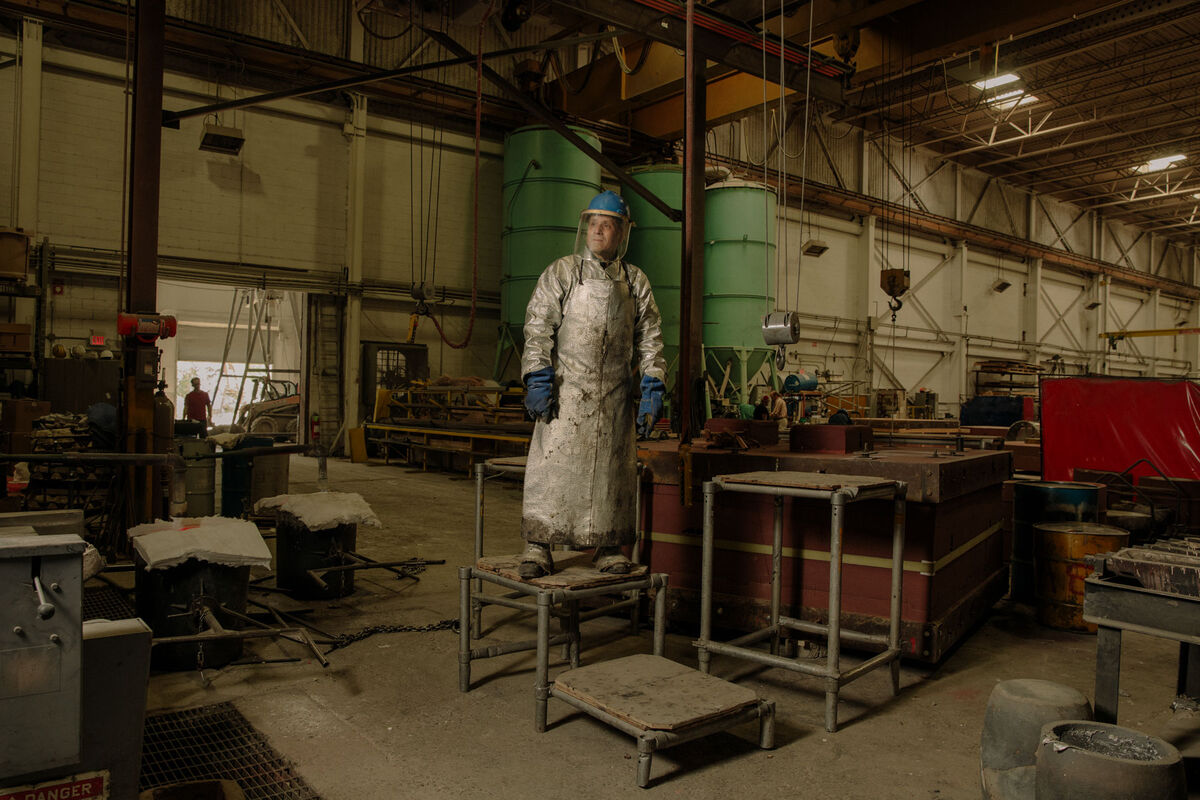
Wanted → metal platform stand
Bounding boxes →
[552,653,776,788]
[695,471,907,733]
[457,555,668,730]
[469,457,647,637]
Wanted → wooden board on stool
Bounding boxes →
[554,654,758,731]
[477,551,648,589]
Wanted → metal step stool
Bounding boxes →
[458,551,668,731]
[551,653,776,788]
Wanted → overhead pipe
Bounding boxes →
[160,30,621,126]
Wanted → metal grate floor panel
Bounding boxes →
[82,585,136,621]
[140,703,321,800]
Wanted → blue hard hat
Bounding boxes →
[584,190,630,222]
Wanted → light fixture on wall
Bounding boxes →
[199,122,245,155]
[990,278,1012,293]
[801,239,829,257]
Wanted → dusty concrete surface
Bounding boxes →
[146,456,1200,798]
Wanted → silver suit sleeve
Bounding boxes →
[520,257,571,379]
[629,265,668,382]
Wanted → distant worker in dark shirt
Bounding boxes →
[184,377,212,433]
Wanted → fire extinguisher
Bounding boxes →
[310,412,320,444]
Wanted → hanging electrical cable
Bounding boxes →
[776,0,787,316]
[357,2,412,40]
[426,0,494,350]
[792,0,815,315]
[611,29,652,75]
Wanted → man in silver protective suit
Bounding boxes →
[518,190,667,578]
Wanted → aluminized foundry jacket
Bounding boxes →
[520,254,666,547]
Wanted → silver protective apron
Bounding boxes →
[521,265,637,547]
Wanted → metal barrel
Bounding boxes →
[500,125,602,336]
[1034,521,1128,632]
[1011,481,1105,603]
[251,445,290,507]
[275,509,358,599]
[178,438,216,517]
[221,436,274,517]
[703,180,777,404]
[625,164,682,389]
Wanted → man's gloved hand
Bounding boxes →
[636,375,666,438]
[523,367,556,422]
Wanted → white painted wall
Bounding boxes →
[22,43,504,382]
[9,42,1197,418]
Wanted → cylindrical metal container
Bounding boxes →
[1035,721,1186,800]
[703,180,777,404]
[625,164,682,388]
[1103,509,1153,543]
[1034,521,1128,632]
[135,559,250,671]
[1011,481,1105,603]
[500,125,602,332]
[251,446,290,508]
[221,436,273,517]
[275,509,358,599]
[179,438,216,517]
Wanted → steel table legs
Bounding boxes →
[1094,625,1123,723]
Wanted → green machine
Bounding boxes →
[624,164,682,390]
[703,180,778,406]
[495,125,601,380]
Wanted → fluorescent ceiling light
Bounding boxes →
[972,73,1021,90]
[1135,154,1185,173]
[988,89,1038,109]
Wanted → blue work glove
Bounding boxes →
[636,375,665,438]
[523,367,556,422]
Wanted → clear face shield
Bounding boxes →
[574,210,631,264]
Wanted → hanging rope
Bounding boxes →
[427,2,494,350]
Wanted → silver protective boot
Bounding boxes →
[518,542,554,579]
[593,547,632,574]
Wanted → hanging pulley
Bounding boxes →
[880,268,910,322]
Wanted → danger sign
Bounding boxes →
[0,771,108,800]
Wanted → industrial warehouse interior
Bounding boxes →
[5,0,1200,798]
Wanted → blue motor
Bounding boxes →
[783,370,818,393]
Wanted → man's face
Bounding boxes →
[586,214,624,260]
[191,379,200,389]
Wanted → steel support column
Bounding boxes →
[124,0,165,525]
[1149,289,1161,377]
[127,0,163,314]
[679,0,705,445]
[11,17,42,232]
[951,242,968,404]
[346,0,364,62]
[859,215,877,410]
[342,94,367,453]
[1023,258,1042,363]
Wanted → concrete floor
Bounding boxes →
[147,455,1200,798]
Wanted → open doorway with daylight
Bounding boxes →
[157,280,304,439]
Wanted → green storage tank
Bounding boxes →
[625,164,682,389]
[703,180,777,404]
[496,125,601,378]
